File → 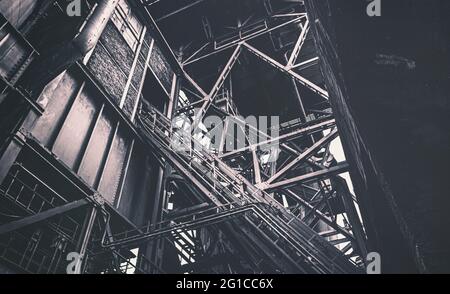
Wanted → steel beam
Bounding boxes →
[252,148,262,184]
[220,118,336,159]
[243,42,329,99]
[0,199,90,235]
[183,15,306,66]
[287,19,310,68]
[291,56,319,70]
[261,162,350,192]
[283,189,355,240]
[334,177,368,260]
[264,129,338,185]
[191,45,242,131]
[155,0,208,22]
[78,206,98,274]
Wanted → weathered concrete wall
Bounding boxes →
[305,0,450,273]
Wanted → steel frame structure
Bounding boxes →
[142,1,368,272]
[0,0,369,274]
[97,1,368,272]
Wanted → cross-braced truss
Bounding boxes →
[0,0,369,274]
[99,3,369,273]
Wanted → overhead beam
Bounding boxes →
[260,162,349,191]
[156,0,208,22]
[242,42,329,99]
[220,118,336,159]
[183,15,305,66]
[191,45,242,131]
[265,128,338,185]
[208,45,242,99]
[0,199,90,235]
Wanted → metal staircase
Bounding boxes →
[100,104,363,274]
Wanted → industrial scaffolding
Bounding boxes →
[0,0,369,274]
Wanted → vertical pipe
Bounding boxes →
[77,206,97,274]
[26,0,120,96]
[73,0,120,55]
[148,166,165,268]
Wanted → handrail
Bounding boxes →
[101,105,362,273]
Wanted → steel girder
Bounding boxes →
[99,1,369,273]
[97,103,363,273]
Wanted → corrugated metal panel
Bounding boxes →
[0,0,39,29]
[0,23,33,84]
[52,84,100,170]
[32,71,81,146]
[117,145,154,225]
[98,126,130,204]
[78,109,115,187]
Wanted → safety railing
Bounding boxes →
[101,104,362,273]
